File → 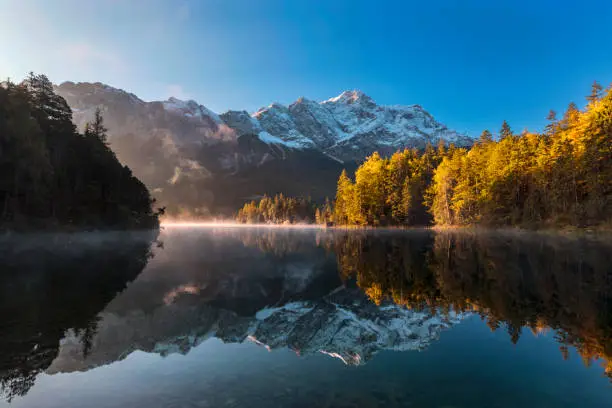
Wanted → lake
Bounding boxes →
[1,226,611,407]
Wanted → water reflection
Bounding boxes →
[46,228,461,375]
[1,227,611,405]
[0,231,158,402]
[326,229,612,378]
[224,227,612,378]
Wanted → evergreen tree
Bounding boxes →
[334,169,353,225]
[499,120,513,140]
[85,107,109,145]
[354,152,387,225]
[235,194,316,224]
[478,129,493,144]
[0,73,159,231]
[587,80,603,103]
[561,102,580,130]
[545,110,558,136]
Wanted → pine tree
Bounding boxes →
[587,80,603,103]
[85,107,109,145]
[561,102,580,130]
[545,110,558,136]
[478,129,493,144]
[500,120,513,140]
[334,169,354,225]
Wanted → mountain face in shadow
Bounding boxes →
[0,231,158,402]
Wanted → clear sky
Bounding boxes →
[1,0,612,136]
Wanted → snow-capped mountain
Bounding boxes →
[231,89,471,161]
[56,82,470,161]
[53,82,471,215]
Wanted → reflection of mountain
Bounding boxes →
[48,285,462,373]
[6,227,612,402]
[247,290,461,365]
[42,228,460,375]
[0,231,157,403]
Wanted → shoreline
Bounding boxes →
[161,220,612,241]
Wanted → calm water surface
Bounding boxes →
[1,227,611,407]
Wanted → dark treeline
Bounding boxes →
[336,81,612,228]
[323,230,612,379]
[0,231,157,402]
[0,73,159,231]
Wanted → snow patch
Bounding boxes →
[255,303,314,320]
[258,131,308,149]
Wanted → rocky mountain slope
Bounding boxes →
[242,90,471,161]
[54,82,471,216]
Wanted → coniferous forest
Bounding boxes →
[237,81,612,229]
[235,194,317,224]
[0,73,159,231]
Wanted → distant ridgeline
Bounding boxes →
[0,74,159,231]
[237,81,612,229]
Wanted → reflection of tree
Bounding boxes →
[0,231,157,402]
[209,227,321,257]
[328,231,444,309]
[332,230,612,379]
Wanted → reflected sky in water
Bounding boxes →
[1,227,611,408]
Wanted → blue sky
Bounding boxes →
[1,0,612,136]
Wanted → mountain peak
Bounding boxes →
[166,96,199,107]
[324,89,373,105]
[294,96,315,105]
[162,97,222,124]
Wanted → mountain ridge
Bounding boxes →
[56,81,471,158]
[54,81,472,216]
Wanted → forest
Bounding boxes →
[336,81,612,228]
[235,193,317,224]
[237,81,612,229]
[0,73,160,231]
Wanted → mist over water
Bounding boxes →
[1,227,611,408]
